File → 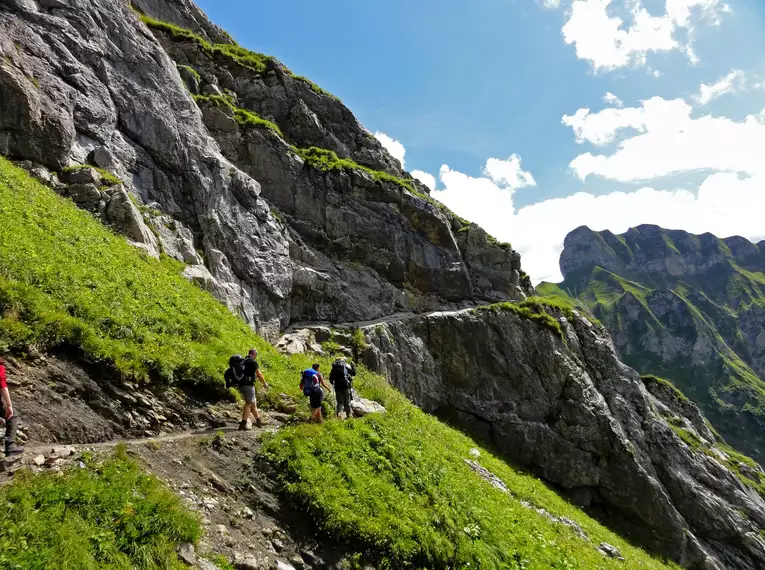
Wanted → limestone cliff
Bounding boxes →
[308,304,764,570]
[0,0,526,341]
[540,225,765,461]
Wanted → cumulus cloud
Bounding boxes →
[433,160,765,284]
[565,96,765,181]
[411,170,436,191]
[603,92,623,106]
[561,0,729,71]
[374,132,406,169]
[697,69,745,105]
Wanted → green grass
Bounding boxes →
[139,15,336,100]
[641,375,690,404]
[262,374,678,570]
[669,424,703,449]
[176,64,200,82]
[192,94,283,138]
[1,156,679,570]
[474,299,562,338]
[0,445,201,570]
[0,156,277,386]
[293,146,416,192]
[61,165,122,186]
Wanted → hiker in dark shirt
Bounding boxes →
[0,358,23,457]
[330,358,356,419]
[239,348,269,430]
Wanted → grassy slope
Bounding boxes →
[0,158,679,569]
[0,446,200,570]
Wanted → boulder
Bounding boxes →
[349,395,386,418]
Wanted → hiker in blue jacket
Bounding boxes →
[300,363,331,423]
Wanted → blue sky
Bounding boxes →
[196,0,765,282]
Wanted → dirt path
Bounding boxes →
[2,411,348,569]
[1,411,286,476]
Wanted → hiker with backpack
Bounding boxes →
[329,357,356,419]
[229,349,269,430]
[0,358,23,457]
[300,363,331,423]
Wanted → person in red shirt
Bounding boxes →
[0,358,23,456]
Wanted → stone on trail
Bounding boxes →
[177,542,197,566]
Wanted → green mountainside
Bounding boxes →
[540,224,765,460]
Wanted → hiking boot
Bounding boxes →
[255,416,263,428]
[4,444,23,456]
[238,420,250,431]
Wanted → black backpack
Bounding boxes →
[225,354,245,388]
[329,360,350,390]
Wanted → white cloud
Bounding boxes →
[561,0,728,71]
[541,0,561,8]
[603,92,623,106]
[374,132,406,169]
[697,69,745,105]
[411,170,436,191]
[565,96,765,181]
[433,159,765,283]
[485,154,536,188]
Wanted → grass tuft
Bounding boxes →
[192,94,283,138]
[61,164,122,186]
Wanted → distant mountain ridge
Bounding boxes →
[539,224,765,460]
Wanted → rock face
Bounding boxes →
[355,305,765,570]
[0,0,528,339]
[545,225,765,461]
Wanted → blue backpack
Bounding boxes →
[300,368,318,396]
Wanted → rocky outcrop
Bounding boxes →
[0,0,527,339]
[350,305,765,570]
[0,0,291,337]
[548,225,765,461]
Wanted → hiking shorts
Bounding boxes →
[239,385,256,404]
[309,387,324,410]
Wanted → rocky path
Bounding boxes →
[0,411,287,480]
[0,411,347,569]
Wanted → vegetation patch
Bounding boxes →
[176,63,201,82]
[262,374,678,570]
[192,94,283,138]
[0,445,201,569]
[61,164,122,186]
[139,14,336,101]
[474,300,564,338]
[641,375,690,404]
[0,156,285,386]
